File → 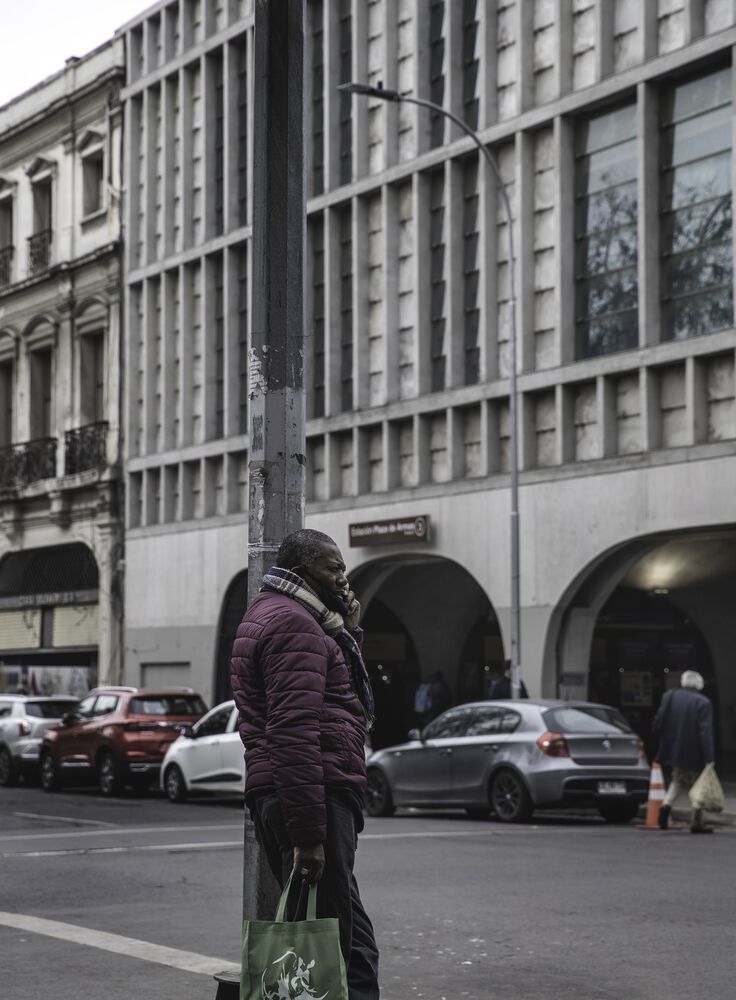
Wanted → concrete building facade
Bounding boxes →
[122,1,736,771]
[0,41,125,696]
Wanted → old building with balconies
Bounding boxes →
[0,40,125,697]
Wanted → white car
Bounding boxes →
[160,699,245,802]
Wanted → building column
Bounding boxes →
[95,515,124,687]
[557,607,598,701]
[638,82,660,348]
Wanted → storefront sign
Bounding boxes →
[349,515,430,547]
[0,589,98,610]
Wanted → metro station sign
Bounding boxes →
[348,515,430,547]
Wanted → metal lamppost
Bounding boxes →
[338,82,522,699]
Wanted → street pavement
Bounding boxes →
[0,784,734,1000]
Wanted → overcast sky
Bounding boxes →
[0,0,152,107]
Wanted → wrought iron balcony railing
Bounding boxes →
[64,421,109,476]
[0,245,13,288]
[0,437,57,490]
[27,228,52,275]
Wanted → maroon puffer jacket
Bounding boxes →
[230,591,368,847]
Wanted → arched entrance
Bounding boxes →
[552,530,736,775]
[351,556,503,748]
[588,586,715,760]
[214,570,247,705]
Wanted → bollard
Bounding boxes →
[213,969,240,1000]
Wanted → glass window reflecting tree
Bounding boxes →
[660,66,733,341]
[575,103,638,358]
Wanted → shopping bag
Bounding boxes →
[241,873,348,1000]
[689,763,725,812]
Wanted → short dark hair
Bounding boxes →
[276,529,336,570]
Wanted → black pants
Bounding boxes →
[251,790,380,1000]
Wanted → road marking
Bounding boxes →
[4,829,508,858]
[12,811,119,828]
[0,822,243,843]
[0,911,239,977]
[361,830,500,840]
[5,840,243,858]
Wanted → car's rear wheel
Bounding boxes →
[98,750,125,796]
[0,747,17,787]
[365,768,395,817]
[491,769,533,823]
[597,800,640,824]
[40,750,61,792]
[164,764,188,803]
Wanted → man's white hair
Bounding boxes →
[680,670,704,691]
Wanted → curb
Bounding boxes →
[669,808,735,827]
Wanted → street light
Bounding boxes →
[338,82,522,699]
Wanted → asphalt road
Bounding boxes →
[0,784,733,1000]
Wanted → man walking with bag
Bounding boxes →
[231,528,380,1000]
[653,670,716,833]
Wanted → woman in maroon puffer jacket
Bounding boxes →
[230,528,379,1000]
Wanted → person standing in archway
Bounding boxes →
[653,670,715,834]
[489,661,529,700]
[230,528,380,1000]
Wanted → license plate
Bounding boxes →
[598,781,626,795]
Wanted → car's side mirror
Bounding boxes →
[62,713,76,726]
[177,724,195,738]
[408,728,423,742]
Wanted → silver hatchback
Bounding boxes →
[366,699,650,823]
[0,695,79,785]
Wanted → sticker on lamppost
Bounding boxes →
[349,515,430,547]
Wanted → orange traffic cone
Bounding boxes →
[637,762,682,831]
[637,762,666,829]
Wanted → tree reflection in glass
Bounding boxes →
[660,66,733,341]
[575,103,638,358]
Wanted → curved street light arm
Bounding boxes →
[338,82,522,699]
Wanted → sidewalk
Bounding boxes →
[668,779,736,826]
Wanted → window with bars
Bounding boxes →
[30,348,53,439]
[235,39,248,227]
[463,156,480,384]
[429,0,446,148]
[190,63,203,246]
[152,278,163,449]
[29,177,53,275]
[172,81,182,252]
[660,66,733,341]
[80,333,105,425]
[152,87,163,257]
[213,254,224,438]
[0,362,13,447]
[237,245,248,434]
[339,0,352,185]
[575,102,638,358]
[0,196,13,288]
[212,52,224,236]
[339,205,353,412]
[311,0,325,196]
[310,215,326,418]
[171,269,181,446]
[462,0,480,131]
[430,170,447,391]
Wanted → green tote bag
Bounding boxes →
[241,874,349,1000]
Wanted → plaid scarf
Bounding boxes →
[261,566,375,728]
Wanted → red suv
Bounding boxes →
[40,687,207,796]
